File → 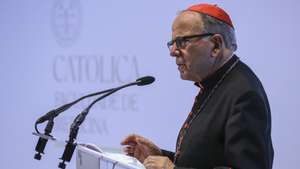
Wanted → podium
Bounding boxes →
[76,145,145,169]
[33,132,144,169]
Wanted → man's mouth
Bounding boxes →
[178,64,185,72]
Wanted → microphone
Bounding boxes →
[136,76,155,86]
[58,76,155,169]
[35,76,154,125]
[35,88,114,125]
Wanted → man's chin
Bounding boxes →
[179,72,197,82]
[180,72,191,81]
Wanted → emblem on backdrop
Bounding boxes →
[51,0,82,48]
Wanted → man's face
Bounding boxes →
[170,11,215,82]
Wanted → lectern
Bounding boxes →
[76,145,145,169]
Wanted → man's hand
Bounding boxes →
[143,156,175,169]
[121,134,162,163]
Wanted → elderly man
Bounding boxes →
[121,3,274,169]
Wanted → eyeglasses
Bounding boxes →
[167,33,214,50]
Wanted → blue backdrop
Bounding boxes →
[0,0,299,169]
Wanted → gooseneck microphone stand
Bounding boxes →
[58,81,141,169]
[33,88,114,160]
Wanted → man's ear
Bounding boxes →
[210,34,224,58]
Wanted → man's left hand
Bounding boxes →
[143,156,175,169]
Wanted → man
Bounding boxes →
[121,3,274,169]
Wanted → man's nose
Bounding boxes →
[169,45,180,57]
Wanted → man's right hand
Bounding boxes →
[121,134,162,163]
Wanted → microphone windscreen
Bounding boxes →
[136,76,155,86]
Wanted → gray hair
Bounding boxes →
[199,13,237,51]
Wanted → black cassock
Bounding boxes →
[162,55,274,169]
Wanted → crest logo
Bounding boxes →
[51,0,81,47]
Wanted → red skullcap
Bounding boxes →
[187,3,234,28]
